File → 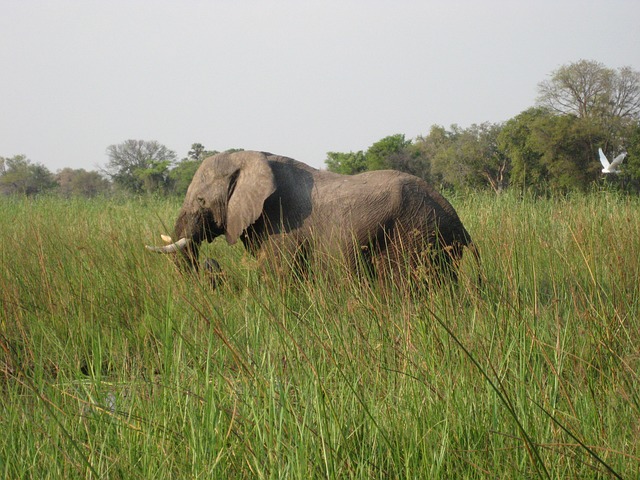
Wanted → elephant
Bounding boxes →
[146,150,478,284]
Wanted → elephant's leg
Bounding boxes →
[432,250,457,283]
[377,229,461,288]
[417,242,466,286]
[261,234,310,279]
[368,235,415,288]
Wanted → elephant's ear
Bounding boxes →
[225,152,276,245]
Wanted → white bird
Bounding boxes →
[598,147,627,174]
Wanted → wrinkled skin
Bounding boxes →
[156,150,477,283]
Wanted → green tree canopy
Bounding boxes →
[498,107,611,192]
[168,143,224,196]
[498,108,550,191]
[325,135,413,175]
[325,151,367,175]
[529,114,603,191]
[186,143,218,163]
[55,168,111,197]
[536,60,640,157]
[169,159,201,196]
[615,122,640,189]
[365,134,412,171]
[414,123,507,192]
[105,140,177,194]
[0,155,56,196]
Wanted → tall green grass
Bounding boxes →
[1,191,638,478]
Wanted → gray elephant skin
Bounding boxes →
[147,150,478,283]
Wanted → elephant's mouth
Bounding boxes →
[145,209,223,256]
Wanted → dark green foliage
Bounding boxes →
[168,143,220,196]
[325,150,367,175]
[0,155,56,196]
[55,168,111,198]
[326,135,418,177]
[498,108,549,191]
[324,60,640,194]
[105,139,177,194]
[325,113,638,194]
[499,109,611,192]
[4,61,640,197]
[624,123,640,175]
[529,114,603,191]
[0,156,110,198]
[168,158,202,196]
[426,123,507,191]
[365,134,412,171]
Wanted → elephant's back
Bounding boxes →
[371,170,472,246]
[352,170,457,213]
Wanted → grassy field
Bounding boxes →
[1,191,639,478]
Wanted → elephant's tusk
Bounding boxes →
[160,234,173,244]
[145,237,190,253]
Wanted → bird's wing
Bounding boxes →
[598,148,610,168]
[610,152,627,168]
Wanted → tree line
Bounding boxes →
[2,60,639,198]
[0,142,215,198]
[327,60,640,193]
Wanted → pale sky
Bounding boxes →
[2,1,639,172]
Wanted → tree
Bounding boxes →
[325,135,413,175]
[104,140,177,194]
[325,151,367,175]
[533,60,640,190]
[617,121,640,190]
[168,143,220,196]
[537,60,640,121]
[168,159,199,196]
[64,168,111,197]
[56,168,111,197]
[188,143,207,162]
[609,67,640,119]
[498,108,609,192]
[498,108,550,191]
[186,142,218,163]
[383,141,432,181]
[456,123,508,193]
[416,124,507,192]
[138,159,174,194]
[0,155,56,196]
[365,134,412,171]
[537,60,612,118]
[413,125,451,185]
[529,115,603,191]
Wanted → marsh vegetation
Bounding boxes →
[1,192,638,478]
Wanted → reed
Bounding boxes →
[1,191,638,478]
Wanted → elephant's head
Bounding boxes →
[146,151,276,269]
